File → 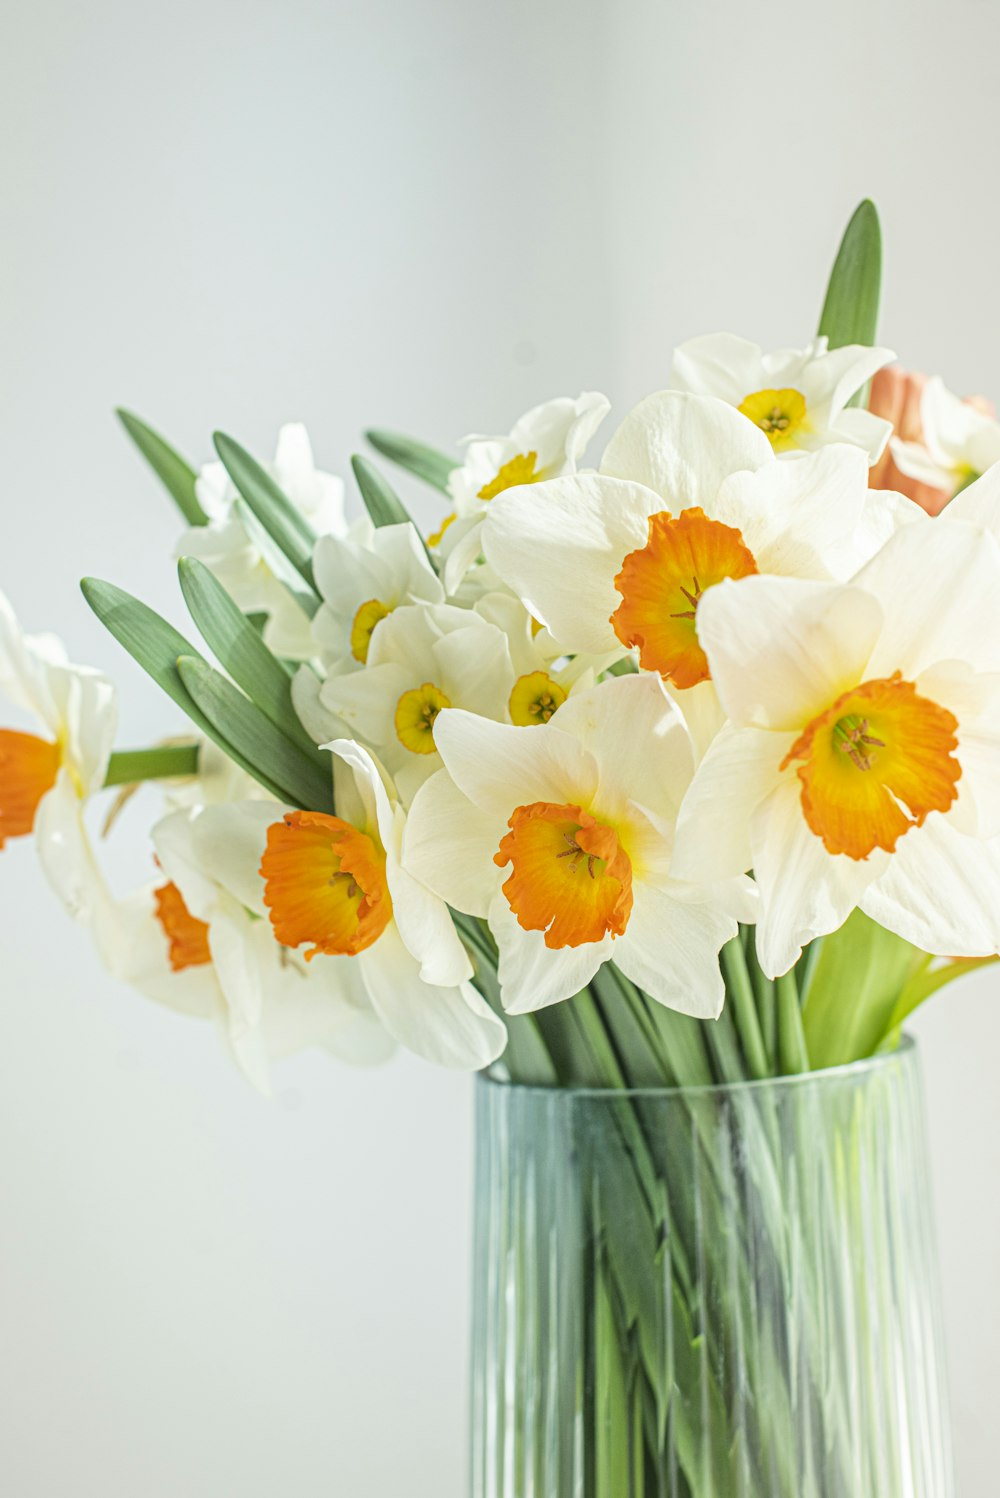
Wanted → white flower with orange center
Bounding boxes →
[671,519,1000,978]
[482,393,919,692]
[0,588,117,916]
[317,602,516,804]
[181,423,347,660]
[310,518,444,676]
[434,391,610,595]
[890,376,1000,500]
[403,673,755,1016]
[669,333,896,461]
[146,801,394,1092]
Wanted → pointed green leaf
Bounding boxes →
[213,431,317,591]
[177,556,325,760]
[365,427,458,494]
[116,409,208,527]
[818,199,883,353]
[231,498,320,620]
[176,656,333,812]
[351,456,435,567]
[801,909,923,1068]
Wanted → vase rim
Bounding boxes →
[479,1032,918,1099]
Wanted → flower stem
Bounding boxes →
[103,744,200,787]
[776,969,810,1074]
[721,937,770,1081]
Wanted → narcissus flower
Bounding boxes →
[672,520,1000,977]
[483,393,918,688]
[890,376,1000,501]
[0,588,117,913]
[182,423,347,660]
[317,602,516,803]
[670,333,895,461]
[435,392,610,594]
[251,741,506,1069]
[403,673,755,1016]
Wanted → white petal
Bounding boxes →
[861,816,1000,957]
[433,708,598,820]
[33,771,121,965]
[292,666,348,746]
[360,923,506,1068]
[670,333,766,406]
[260,952,395,1067]
[442,515,488,596]
[481,473,655,655]
[672,723,789,882]
[488,891,609,1013]
[829,405,893,462]
[600,390,772,501]
[613,883,735,1018]
[944,462,1000,534]
[661,680,727,765]
[751,778,883,978]
[696,575,882,730]
[403,769,502,917]
[854,516,1000,678]
[915,659,1000,839]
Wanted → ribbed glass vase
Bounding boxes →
[470,1038,953,1498]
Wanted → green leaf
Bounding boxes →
[801,910,923,1068]
[116,409,207,527]
[350,456,435,567]
[177,557,326,760]
[364,428,458,494]
[176,655,333,812]
[232,498,320,621]
[817,199,883,355]
[104,744,200,787]
[213,432,317,591]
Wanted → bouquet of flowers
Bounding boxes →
[2,201,992,1494]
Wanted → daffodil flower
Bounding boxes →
[672,519,1000,978]
[317,602,517,804]
[310,518,444,675]
[434,391,610,594]
[482,393,919,691]
[403,673,755,1017]
[670,333,895,460]
[0,588,118,916]
[181,423,347,660]
[890,376,1000,499]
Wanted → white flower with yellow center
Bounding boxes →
[890,376,1000,499]
[181,423,347,660]
[671,519,1000,978]
[0,588,117,923]
[310,518,444,676]
[483,393,919,692]
[403,673,755,1016]
[146,740,506,1078]
[317,601,516,803]
[670,333,895,461]
[435,391,610,595]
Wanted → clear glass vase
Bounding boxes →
[470,1037,953,1497]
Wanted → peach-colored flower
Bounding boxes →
[868,367,995,516]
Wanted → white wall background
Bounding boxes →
[1,1,997,1493]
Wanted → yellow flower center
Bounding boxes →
[0,729,61,849]
[508,670,568,726]
[153,881,212,972]
[349,598,392,663]
[428,512,457,548]
[781,674,961,860]
[478,450,543,501]
[395,682,452,754]
[494,802,633,949]
[611,507,758,687]
[737,387,808,450]
[260,811,392,960]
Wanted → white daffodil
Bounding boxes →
[181,423,347,660]
[0,588,118,924]
[434,392,610,595]
[147,801,394,1092]
[403,673,755,1017]
[672,519,1000,979]
[482,393,919,691]
[670,333,895,461]
[248,739,506,1070]
[317,601,516,804]
[890,376,1000,499]
[310,518,444,676]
